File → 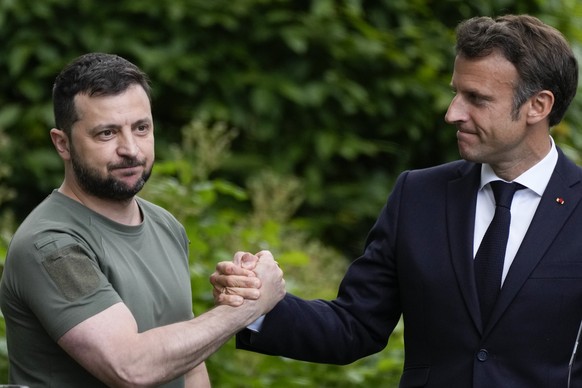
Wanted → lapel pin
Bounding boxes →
[556,197,565,205]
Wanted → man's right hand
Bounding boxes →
[210,250,285,313]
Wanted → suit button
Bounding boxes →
[477,349,488,361]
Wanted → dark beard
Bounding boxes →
[70,149,151,201]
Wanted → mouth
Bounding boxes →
[110,159,145,170]
[114,165,142,173]
[456,129,481,148]
[457,128,477,137]
[109,161,146,177]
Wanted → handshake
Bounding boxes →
[210,250,286,316]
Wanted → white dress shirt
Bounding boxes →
[474,136,558,285]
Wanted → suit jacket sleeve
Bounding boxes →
[236,172,410,365]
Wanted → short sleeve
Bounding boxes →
[9,232,122,340]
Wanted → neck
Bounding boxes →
[58,183,142,226]
[491,133,552,182]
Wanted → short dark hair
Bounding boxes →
[52,53,151,135]
[455,15,578,127]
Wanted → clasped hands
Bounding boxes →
[210,250,286,313]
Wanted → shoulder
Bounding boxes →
[9,192,94,254]
[555,147,582,184]
[397,159,476,188]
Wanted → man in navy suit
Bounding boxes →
[211,14,581,387]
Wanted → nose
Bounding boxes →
[117,131,139,157]
[444,95,467,124]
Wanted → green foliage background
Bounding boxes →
[0,0,581,386]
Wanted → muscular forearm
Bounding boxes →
[59,302,263,387]
[132,304,260,383]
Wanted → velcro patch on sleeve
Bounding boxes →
[42,245,101,301]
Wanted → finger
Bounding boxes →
[210,272,261,289]
[255,250,280,271]
[213,290,245,307]
[254,252,283,275]
[223,286,261,300]
[215,261,255,277]
[232,251,247,266]
[256,250,274,261]
[212,283,261,305]
[253,263,284,292]
[240,252,259,270]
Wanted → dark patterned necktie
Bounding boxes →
[474,181,522,326]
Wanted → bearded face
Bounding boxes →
[65,85,155,202]
[70,142,152,201]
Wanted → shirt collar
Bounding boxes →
[480,136,558,196]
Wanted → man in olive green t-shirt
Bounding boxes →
[0,52,285,387]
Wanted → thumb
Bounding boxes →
[241,252,259,271]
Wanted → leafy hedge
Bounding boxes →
[4,0,580,252]
[0,0,581,385]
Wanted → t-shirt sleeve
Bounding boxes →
[12,231,122,340]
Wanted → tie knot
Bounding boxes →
[490,181,521,209]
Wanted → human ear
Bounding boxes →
[526,90,554,125]
[49,128,71,160]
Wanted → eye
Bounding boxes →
[97,129,115,139]
[467,92,487,106]
[135,123,151,135]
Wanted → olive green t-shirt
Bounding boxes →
[0,190,194,387]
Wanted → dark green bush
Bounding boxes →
[0,0,581,385]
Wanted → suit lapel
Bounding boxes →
[447,163,483,332]
[486,150,582,334]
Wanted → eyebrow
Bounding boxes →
[88,118,152,134]
[450,83,493,100]
[131,118,152,129]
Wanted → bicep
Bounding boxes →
[57,302,139,383]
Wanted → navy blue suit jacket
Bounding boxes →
[238,149,582,387]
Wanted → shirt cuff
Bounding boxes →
[247,315,265,332]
